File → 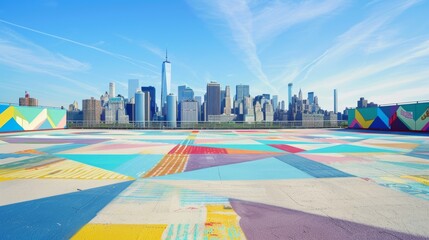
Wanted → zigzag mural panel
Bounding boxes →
[348,102,429,132]
[0,104,66,132]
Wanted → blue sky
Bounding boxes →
[0,0,428,111]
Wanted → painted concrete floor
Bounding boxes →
[0,129,428,239]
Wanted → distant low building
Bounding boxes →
[19,91,38,106]
[302,113,324,128]
[207,114,236,122]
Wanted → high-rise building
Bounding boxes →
[181,100,199,127]
[206,82,221,120]
[235,84,250,101]
[243,96,255,123]
[223,86,232,115]
[141,86,156,120]
[167,94,177,128]
[125,102,135,122]
[272,95,278,111]
[19,91,38,106]
[68,100,79,111]
[288,83,293,108]
[161,51,171,116]
[105,97,129,124]
[357,97,367,108]
[178,85,194,102]
[144,92,150,122]
[82,97,101,124]
[67,100,82,121]
[262,94,270,100]
[100,92,109,107]
[135,91,145,125]
[308,92,314,105]
[109,82,116,98]
[194,96,202,121]
[220,90,226,114]
[128,79,139,100]
[263,101,274,122]
[254,102,263,122]
[178,85,185,102]
[334,89,338,113]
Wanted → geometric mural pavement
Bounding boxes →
[0,129,428,239]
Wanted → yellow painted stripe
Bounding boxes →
[0,177,13,182]
[204,204,245,240]
[401,175,429,186]
[71,224,168,240]
[0,160,133,180]
[355,109,374,129]
[0,106,14,128]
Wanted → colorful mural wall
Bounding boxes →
[348,102,429,132]
[0,104,66,132]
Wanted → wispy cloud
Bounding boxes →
[0,18,156,71]
[294,0,421,84]
[187,0,345,93]
[0,29,100,96]
[0,29,90,72]
[314,38,429,90]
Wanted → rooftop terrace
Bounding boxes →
[0,129,428,239]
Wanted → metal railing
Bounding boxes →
[67,120,348,130]
[0,102,64,109]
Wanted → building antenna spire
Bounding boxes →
[165,48,168,61]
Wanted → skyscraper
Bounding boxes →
[141,86,156,120]
[224,86,232,115]
[308,92,314,105]
[82,97,101,125]
[128,79,139,100]
[144,92,151,122]
[194,96,202,121]
[288,83,293,108]
[235,84,250,101]
[272,95,278,111]
[334,89,338,113]
[206,82,221,120]
[178,85,185,103]
[181,100,199,127]
[109,82,115,98]
[135,91,145,125]
[167,94,177,128]
[178,85,194,102]
[161,51,171,116]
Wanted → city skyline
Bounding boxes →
[1,0,429,110]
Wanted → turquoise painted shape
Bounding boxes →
[115,154,164,178]
[134,139,183,144]
[38,144,87,154]
[191,144,285,153]
[0,104,9,113]
[39,119,53,130]
[153,157,314,180]
[14,106,44,123]
[0,181,133,240]
[56,154,140,173]
[0,118,23,132]
[383,161,429,170]
[255,140,322,145]
[47,108,66,126]
[304,144,400,154]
